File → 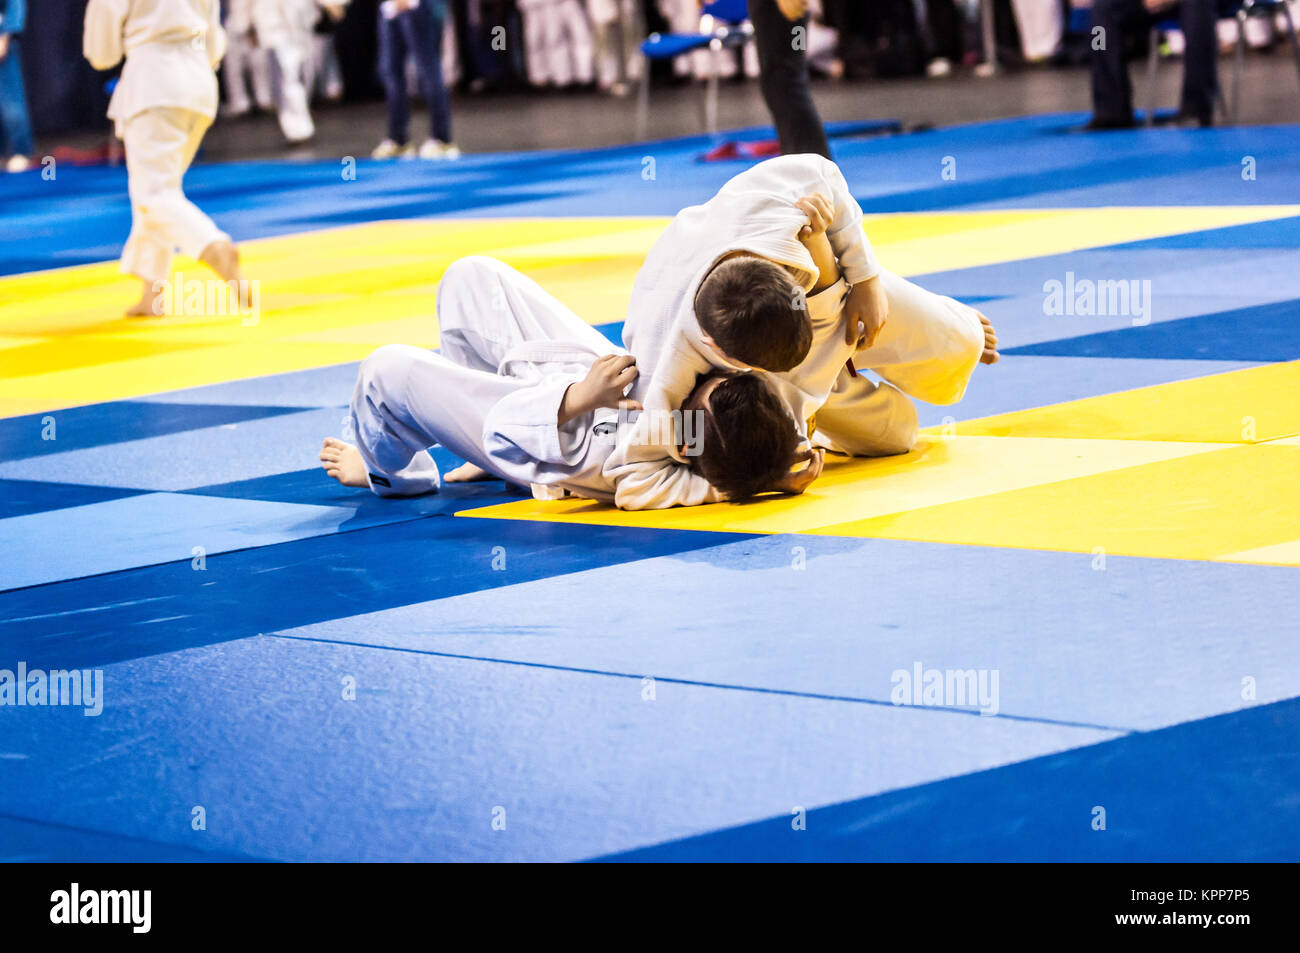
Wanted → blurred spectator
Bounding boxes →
[1088,0,1219,128]
[1010,0,1064,62]
[252,0,348,143]
[310,2,347,100]
[0,0,35,172]
[222,0,276,116]
[587,0,641,93]
[748,0,830,157]
[519,0,594,89]
[373,0,459,158]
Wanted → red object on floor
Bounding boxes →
[700,142,741,162]
[739,139,781,159]
[50,141,124,167]
[698,138,781,162]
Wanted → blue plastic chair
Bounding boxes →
[635,0,755,138]
[1145,0,1300,125]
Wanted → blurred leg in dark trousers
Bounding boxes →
[1090,0,1218,126]
[747,0,831,157]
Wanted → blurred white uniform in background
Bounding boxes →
[250,0,342,142]
[83,0,231,284]
[586,0,642,91]
[1008,0,1063,62]
[222,0,274,115]
[518,0,595,87]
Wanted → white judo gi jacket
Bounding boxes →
[84,0,227,135]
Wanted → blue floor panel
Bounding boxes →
[600,696,1300,862]
[0,814,265,863]
[1003,298,1300,362]
[0,634,1115,862]
[0,492,362,591]
[0,516,753,672]
[914,355,1260,426]
[0,478,144,520]
[5,116,1300,277]
[0,407,352,491]
[4,114,1299,861]
[0,401,314,462]
[273,533,1300,733]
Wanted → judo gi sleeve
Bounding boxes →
[207,0,228,67]
[83,0,128,71]
[602,412,723,510]
[816,155,878,287]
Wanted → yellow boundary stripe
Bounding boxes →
[4,206,1298,418]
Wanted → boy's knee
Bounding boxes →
[876,401,919,456]
[438,256,505,324]
[441,255,503,290]
[926,305,986,406]
[361,343,421,394]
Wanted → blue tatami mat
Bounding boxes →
[0,633,1116,862]
[601,696,1300,862]
[273,533,1300,733]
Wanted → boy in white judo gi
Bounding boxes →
[606,152,999,510]
[319,256,815,505]
[84,0,249,316]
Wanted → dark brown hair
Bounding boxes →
[694,374,800,501]
[695,257,812,372]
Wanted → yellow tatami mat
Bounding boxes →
[5,205,1298,418]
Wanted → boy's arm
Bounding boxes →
[603,415,723,510]
[483,372,609,482]
[816,156,879,287]
[794,194,840,292]
[83,0,127,71]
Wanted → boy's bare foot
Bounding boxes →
[319,437,369,488]
[978,312,999,365]
[444,461,494,483]
[126,279,163,317]
[199,238,252,309]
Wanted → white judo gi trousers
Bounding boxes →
[120,107,230,284]
[350,256,621,497]
[801,269,985,458]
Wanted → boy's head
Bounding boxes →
[695,256,812,373]
[682,372,801,502]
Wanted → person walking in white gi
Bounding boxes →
[84,0,249,316]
